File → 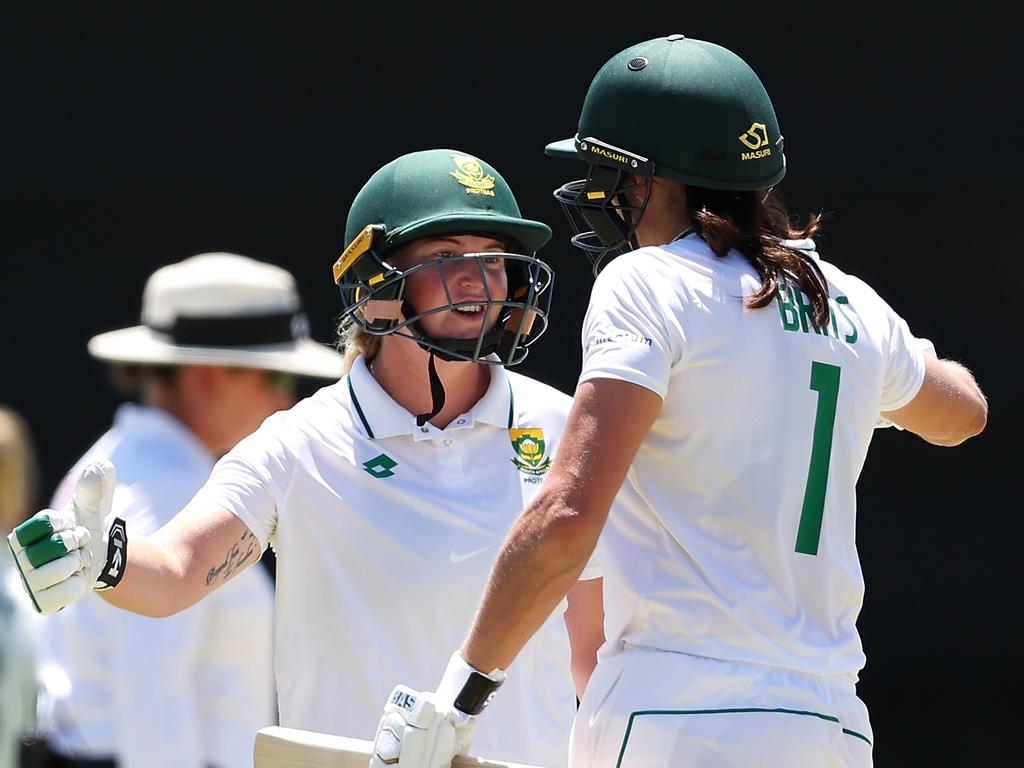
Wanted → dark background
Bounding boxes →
[3,4,1019,765]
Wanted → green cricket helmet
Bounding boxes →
[546,34,786,272]
[332,149,554,365]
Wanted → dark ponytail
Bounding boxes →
[687,187,829,330]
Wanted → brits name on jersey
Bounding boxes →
[581,233,927,678]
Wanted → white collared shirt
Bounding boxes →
[37,405,276,768]
[196,357,598,768]
[579,235,926,678]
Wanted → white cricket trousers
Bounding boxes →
[570,647,873,768]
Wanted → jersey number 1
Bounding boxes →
[795,361,841,555]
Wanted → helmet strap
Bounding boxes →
[415,352,447,427]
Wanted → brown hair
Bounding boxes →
[0,406,38,534]
[336,316,381,374]
[687,187,830,330]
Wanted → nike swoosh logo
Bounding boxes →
[449,545,492,563]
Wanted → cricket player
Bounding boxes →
[9,149,604,768]
[31,252,344,768]
[368,35,988,768]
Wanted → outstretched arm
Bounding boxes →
[883,356,987,446]
[8,460,261,617]
[102,499,258,617]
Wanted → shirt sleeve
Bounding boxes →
[577,254,678,400]
[192,421,294,553]
[879,304,930,413]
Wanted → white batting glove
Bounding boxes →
[6,459,126,614]
[434,651,506,757]
[368,685,458,768]
[368,653,506,768]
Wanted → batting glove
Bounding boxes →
[6,459,127,614]
[369,685,458,768]
[368,653,505,767]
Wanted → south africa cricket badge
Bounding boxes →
[509,427,552,476]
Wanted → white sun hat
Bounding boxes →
[87,252,345,379]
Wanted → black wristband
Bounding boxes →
[453,670,503,716]
[94,517,127,591]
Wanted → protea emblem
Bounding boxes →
[450,154,496,196]
[509,427,551,475]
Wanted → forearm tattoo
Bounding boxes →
[206,530,258,587]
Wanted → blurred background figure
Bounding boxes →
[0,406,41,768]
[34,252,346,768]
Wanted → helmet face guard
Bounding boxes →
[551,137,655,275]
[333,225,554,366]
[547,36,788,272]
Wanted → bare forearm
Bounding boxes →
[885,357,987,446]
[98,504,260,617]
[462,380,660,675]
[96,534,193,617]
[462,488,596,673]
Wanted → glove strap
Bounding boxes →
[94,517,128,591]
[438,651,506,717]
[454,671,503,716]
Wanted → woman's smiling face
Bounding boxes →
[390,234,509,340]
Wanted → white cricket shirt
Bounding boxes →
[196,357,598,768]
[580,234,927,679]
[38,404,276,768]
[1,547,40,768]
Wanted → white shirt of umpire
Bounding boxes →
[194,356,601,768]
[36,404,276,768]
[579,235,927,679]
[1,545,41,768]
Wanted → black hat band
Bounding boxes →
[150,310,305,347]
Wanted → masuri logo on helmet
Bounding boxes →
[546,34,786,273]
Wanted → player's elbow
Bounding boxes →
[525,489,604,565]
[890,361,989,447]
[957,398,988,442]
[550,510,600,559]
[927,401,988,446]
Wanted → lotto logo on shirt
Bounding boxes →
[363,453,398,478]
[509,428,552,478]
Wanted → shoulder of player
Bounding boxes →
[815,258,894,310]
[800,257,916,342]
[596,243,707,291]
